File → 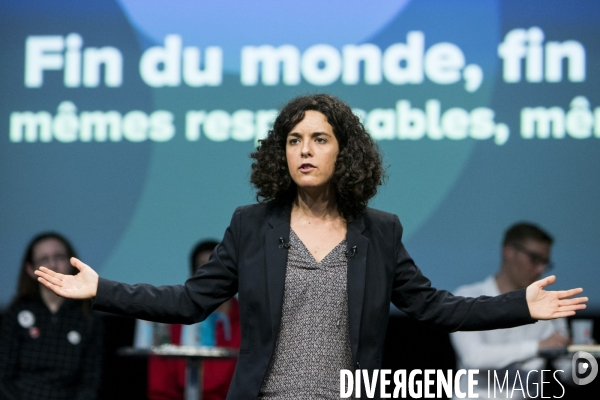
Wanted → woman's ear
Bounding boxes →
[25,263,37,280]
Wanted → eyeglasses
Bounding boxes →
[33,254,69,267]
[511,243,554,270]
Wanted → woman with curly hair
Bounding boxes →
[36,94,586,399]
[250,93,383,222]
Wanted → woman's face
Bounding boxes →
[28,238,71,276]
[286,110,339,193]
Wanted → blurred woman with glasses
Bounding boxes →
[0,232,103,400]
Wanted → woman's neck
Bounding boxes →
[293,185,339,222]
[39,284,65,314]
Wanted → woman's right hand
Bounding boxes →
[35,257,99,299]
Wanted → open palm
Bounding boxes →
[35,257,99,299]
[526,275,587,320]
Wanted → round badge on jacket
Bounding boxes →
[18,310,35,328]
[29,326,40,339]
[67,330,81,345]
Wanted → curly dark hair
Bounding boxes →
[250,93,384,220]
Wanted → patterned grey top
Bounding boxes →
[259,229,354,399]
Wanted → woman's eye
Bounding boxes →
[289,138,299,145]
[316,137,326,143]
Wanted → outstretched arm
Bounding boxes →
[526,275,587,320]
[35,257,99,299]
[34,255,238,324]
[34,207,242,324]
[390,215,588,330]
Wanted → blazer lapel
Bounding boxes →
[264,203,368,358]
[265,203,291,341]
[346,214,369,360]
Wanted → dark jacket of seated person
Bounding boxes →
[0,232,103,400]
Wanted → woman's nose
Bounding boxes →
[301,141,311,156]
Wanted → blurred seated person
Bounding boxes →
[134,240,241,400]
[450,223,570,399]
[0,232,103,400]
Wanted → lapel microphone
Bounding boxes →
[279,237,290,249]
[345,246,357,258]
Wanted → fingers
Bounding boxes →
[552,311,577,319]
[559,296,588,306]
[35,269,64,287]
[35,266,60,279]
[33,267,61,279]
[557,303,587,312]
[70,257,87,271]
[37,276,64,295]
[537,275,556,288]
[557,288,584,299]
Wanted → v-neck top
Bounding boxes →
[259,230,353,399]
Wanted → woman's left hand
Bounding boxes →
[526,275,588,319]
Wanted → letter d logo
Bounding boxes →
[572,351,598,385]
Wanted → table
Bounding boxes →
[118,345,238,400]
[567,344,600,356]
[538,344,600,358]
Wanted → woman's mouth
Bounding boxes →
[299,163,316,172]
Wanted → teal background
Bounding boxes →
[1,0,599,308]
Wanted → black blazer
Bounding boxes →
[94,202,534,399]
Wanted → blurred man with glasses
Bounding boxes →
[450,222,571,399]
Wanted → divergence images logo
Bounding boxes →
[572,351,598,385]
